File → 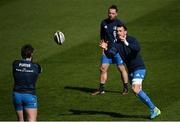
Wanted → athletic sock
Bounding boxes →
[123,83,128,90]
[99,83,105,92]
[137,90,155,110]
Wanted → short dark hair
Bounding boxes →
[117,24,127,31]
[21,44,34,59]
[109,5,118,12]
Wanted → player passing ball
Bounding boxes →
[12,44,41,121]
[100,25,161,119]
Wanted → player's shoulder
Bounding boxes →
[101,18,123,25]
[114,18,123,25]
[32,62,42,73]
[101,18,108,25]
[32,62,41,68]
[12,60,21,66]
[127,35,137,41]
[127,35,140,45]
[115,18,122,23]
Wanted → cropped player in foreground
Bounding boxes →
[12,44,41,121]
[92,5,128,95]
[100,25,161,119]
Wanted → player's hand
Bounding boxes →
[99,41,108,50]
[119,35,127,42]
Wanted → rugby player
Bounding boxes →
[100,25,161,119]
[92,5,128,95]
[12,44,41,121]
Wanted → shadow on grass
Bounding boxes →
[64,86,122,94]
[60,109,149,120]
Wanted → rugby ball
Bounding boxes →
[54,31,65,45]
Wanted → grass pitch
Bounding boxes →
[0,0,180,120]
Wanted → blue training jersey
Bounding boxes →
[105,35,145,72]
[12,59,41,95]
[100,18,123,48]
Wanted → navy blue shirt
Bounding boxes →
[12,59,41,95]
[105,35,145,72]
[100,18,123,48]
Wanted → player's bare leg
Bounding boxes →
[100,64,110,84]
[24,108,37,122]
[92,64,110,95]
[117,65,129,95]
[16,110,24,122]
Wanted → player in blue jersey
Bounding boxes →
[100,25,161,119]
[92,5,129,95]
[12,44,41,121]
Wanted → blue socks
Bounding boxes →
[137,90,155,110]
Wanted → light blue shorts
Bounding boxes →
[129,69,146,85]
[101,53,124,65]
[13,92,37,111]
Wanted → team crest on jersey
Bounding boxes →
[104,25,108,29]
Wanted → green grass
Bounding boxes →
[0,0,180,120]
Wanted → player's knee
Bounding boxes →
[117,65,126,72]
[132,87,140,94]
[100,66,108,73]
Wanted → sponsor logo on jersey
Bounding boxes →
[136,73,140,77]
[19,63,31,68]
[113,26,117,30]
[16,68,34,73]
